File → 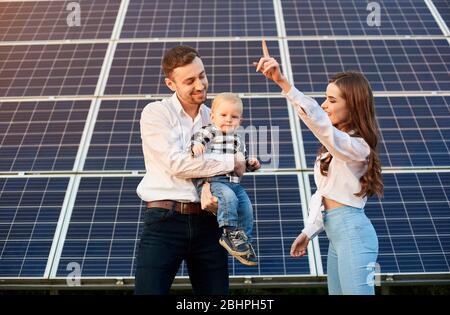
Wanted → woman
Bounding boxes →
[255,43,383,295]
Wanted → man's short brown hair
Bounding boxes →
[162,45,200,79]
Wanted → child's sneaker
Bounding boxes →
[219,228,250,257]
[235,243,258,266]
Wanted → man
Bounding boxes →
[135,45,246,295]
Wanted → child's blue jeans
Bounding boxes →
[196,176,254,242]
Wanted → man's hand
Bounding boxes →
[290,233,310,257]
[234,152,246,177]
[201,182,218,214]
[192,143,205,157]
[247,158,261,171]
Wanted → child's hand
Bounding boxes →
[192,143,205,156]
[247,158,261,170]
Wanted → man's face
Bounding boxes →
[165,57,209,107]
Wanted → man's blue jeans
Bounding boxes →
[197,177,254,242]
[134,207,229,295]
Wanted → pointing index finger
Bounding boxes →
[262,39,270,58]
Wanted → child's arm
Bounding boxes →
[255,52,369,163]
[236,136,261,172]
[190,125,215,157]
[283,87,370,162]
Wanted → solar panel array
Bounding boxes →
[0,0,120,41]
[311,172,450,274]
[0,0,449,286]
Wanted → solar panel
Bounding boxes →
[300,96,450,168]
[0,43,108,98]
[282,0,444,36]
[0,0,120,41]
[83,100,145,171]
[83,98,296,171]
[55,174,309,277]
[310,172,450,274]
[288,39,450,92]
[432,0,450,31]
[121,0,277,38]
[104,41,282,96]
[0,100,91,172]
[0,0,449,287]
[0,177,69,277]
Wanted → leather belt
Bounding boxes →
[146,200,202,215]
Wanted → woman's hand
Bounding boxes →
[290,232,310,257]
[253,40,291,93]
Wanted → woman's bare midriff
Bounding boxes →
[323,197,346,211]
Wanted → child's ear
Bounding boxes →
[164,77,176,92]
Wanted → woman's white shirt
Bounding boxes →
[282,86,371,239]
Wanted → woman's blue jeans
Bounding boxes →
[323,205,379,295]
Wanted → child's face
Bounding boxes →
[211,101,242,133]
[321,83,349,129]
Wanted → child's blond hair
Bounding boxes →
[211,92,243,114]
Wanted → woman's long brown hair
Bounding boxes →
[318,71,383,198]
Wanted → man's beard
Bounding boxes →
[191,91,206,104]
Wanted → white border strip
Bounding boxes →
[2,91,450,103]
[1,35,449,47]
[47,176,79,278]
[273,0,322,276]
[424,0,450,36]
[46,0,131,280]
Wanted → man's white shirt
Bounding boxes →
[137,93,234,202]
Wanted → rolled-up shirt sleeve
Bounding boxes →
[140,105,234,179]
[283,86,370,163]
[301,192,324,240]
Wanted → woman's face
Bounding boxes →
[321,83,350,129]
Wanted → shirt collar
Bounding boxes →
[171,93,186,115]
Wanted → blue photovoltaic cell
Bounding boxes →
[0,0,120,41]
[83,100,145,171]
[433,0,450,30]
[104,41,281,95]
[0,44,108,97]
[0,100,91,172]
[300,96,450,168]
[0,177,69,277]
[288,39,450,92]
[309,172,450,274]
[282,0,444,36]
[55,175,309,277]
[121,0,277,38]
[83,98,296,171]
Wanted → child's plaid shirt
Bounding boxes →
[190,124,257,183]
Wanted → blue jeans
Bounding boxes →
[323,205,379,295]
[196,177,254,242]
[134,207,229,295]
